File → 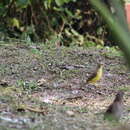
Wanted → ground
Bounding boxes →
[0,42,130,130]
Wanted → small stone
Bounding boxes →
[66,110,75,117]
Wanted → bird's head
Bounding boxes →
[97,63,104,68]
[114,90,124,102]
[97,64,103,72]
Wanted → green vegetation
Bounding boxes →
[0,0,111,46]
[17,80,38,91]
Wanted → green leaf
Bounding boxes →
[9,18,20,28]
[55,0,64,6]
[55,0,73,6]
[65,8,74,17]
[16,0,30,9]
[0,3,6,16]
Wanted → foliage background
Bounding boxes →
[0,0,114,46]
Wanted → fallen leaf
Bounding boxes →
[0,79,9,87]
[37,78,47,86]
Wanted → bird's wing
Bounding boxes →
[106,104,113,113]
[87,71,97,82]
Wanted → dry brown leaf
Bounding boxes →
[26,106,48,115]
[0,79,9,87]
[17,104,48,115]
[37,78,47,86]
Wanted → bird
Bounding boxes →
[104,90,124,121]
[87,64,103,84]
